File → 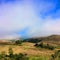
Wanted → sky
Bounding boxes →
[0,0,60,39]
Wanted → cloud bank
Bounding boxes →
[0,0,60,39]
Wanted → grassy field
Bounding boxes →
[0,42,59,60]
[0,42,53,54]
[0,35,60,60]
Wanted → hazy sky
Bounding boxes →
[0,0,60,39]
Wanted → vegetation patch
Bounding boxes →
[34,42,55,50]
[51,50,60,60]
[0,48,29,60]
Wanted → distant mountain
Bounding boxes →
[24,35,60,43]
[44,35,60,41]
[0,35,60,45]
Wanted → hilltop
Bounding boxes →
[0,35,60,44]
[23,35,60,46]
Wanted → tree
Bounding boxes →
[15,40,22,45]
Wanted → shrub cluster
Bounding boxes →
[24,38,42,43]
[15,40,23,45]
[51,50,60,60]
[34,42,55,50]
[0,48,29,60]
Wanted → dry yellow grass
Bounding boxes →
[0,42,54,56]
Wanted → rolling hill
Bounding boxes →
[24,35,60,45]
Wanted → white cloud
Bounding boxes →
[0,0,60,39]
[0,34,21,40]
[0,1,42,39]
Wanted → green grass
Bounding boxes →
[56,46,60,49]
[28,55,50,60]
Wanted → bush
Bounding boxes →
[51,50,60,60]
[15,40,23,45]
[39,42,44,48]
[24,38,42,43]
[0,51,7,60]
[8,48,14,58]
[34,43,55,50]
[0,48,29,60]
[34,43,39,47]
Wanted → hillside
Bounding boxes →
[24,35,60,45]
[0,35,59,60]
[0,35,60,45]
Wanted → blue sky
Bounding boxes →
[0,0,60,39]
